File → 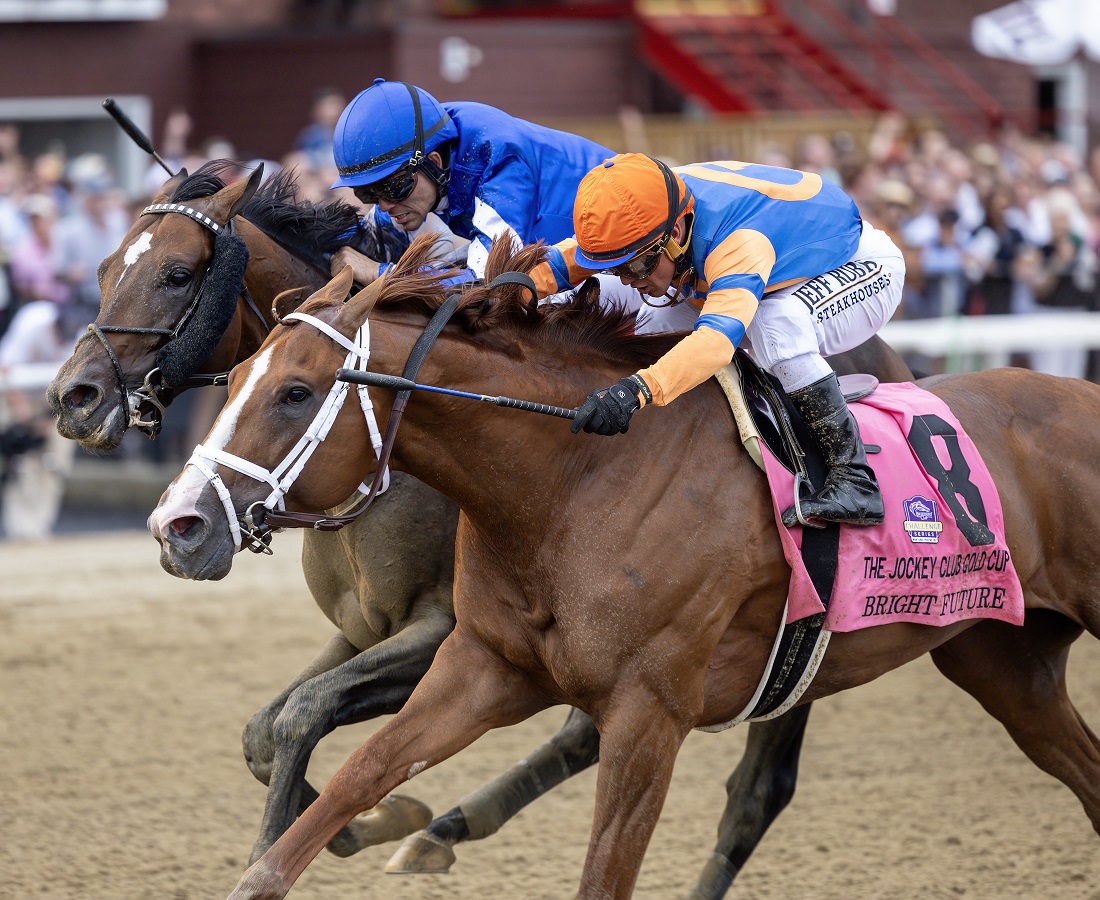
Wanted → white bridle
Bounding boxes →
[185,310,388,552]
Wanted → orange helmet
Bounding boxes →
[573,153,694,270]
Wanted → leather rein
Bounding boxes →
[82,202,267,439]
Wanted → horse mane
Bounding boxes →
[364,233,680,368]
[168,166,677,368]
[169,160,404,272]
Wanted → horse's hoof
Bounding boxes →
[385,830,457,874]
[327,794,433,857]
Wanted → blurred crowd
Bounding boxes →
[0,89,345,538]
[767,112,1100,380]
[1,95,1099,537]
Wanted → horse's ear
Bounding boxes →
[271,286,312,324]
[205,162,264,224]
[151,168,189,204]
[312,264,356,307]
[576,276,601,306]
[226,163,265,221]
[348,275,386,317]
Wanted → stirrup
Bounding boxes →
[790,473,826,529]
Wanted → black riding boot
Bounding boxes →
[780,373,885,527]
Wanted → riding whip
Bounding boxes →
[336,368,578,420]
[103,98,176,176]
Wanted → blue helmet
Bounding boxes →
[331,79,458,190]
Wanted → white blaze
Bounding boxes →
[116,231,154,287]
[150,347,274,533]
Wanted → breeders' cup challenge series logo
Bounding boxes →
[902,496,942,544]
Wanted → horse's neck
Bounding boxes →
[384,328,747,547]
[234,218,332,362]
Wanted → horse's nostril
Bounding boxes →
[170,516,204,537]
[64,384,99,410]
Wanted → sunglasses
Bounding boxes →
[353,165,417,205]
[608,242,666,280]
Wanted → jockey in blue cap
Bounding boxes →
[328,78,639,311]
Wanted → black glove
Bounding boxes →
[571,376,643,436]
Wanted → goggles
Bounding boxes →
[608,239,668,280]
[353,164,417,205]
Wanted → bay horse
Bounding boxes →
[49,162,915,889]
[150,238,1100,899]
[45,161,447,860]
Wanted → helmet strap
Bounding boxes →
[644,213,696,309]
[401,81,451,213]
[665,211,694,274]
[418,146,452,213]
[645,263,697,309]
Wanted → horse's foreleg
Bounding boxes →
[386,706,600,873]
[931,613,1100,834]
[247,612,453,866]
[229,628,547,900]
[243,632,389,866]
[689,705,812,899]
[242,632,359,788]
[580,694,692,899]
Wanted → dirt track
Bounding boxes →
[2,528,1098,900]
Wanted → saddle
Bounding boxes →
[705,353,1024,730]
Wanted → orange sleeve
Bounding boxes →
[637,326,737,407]
[635,228,777,407]
[703,228,776,288]
[531,238,600,298]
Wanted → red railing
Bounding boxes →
[783,0,1008,135]
[637,0,891,114]
[438,0,1008,133]
[636,16,758,112]
[872,11,1006,128]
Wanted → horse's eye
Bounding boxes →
[168,269,192,288]
[285,387,310,404]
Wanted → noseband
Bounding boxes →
[83,202,264,439]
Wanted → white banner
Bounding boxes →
[972,0,1100,65]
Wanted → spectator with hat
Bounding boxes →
[51,154,128,343]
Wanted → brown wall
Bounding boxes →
[0,17,641,165]
[0,21,198,128]
[191,19,642,159]
[192,31,395,160]
[391,19,642,120]
[163,0,293,28]
[0,2,1083,181]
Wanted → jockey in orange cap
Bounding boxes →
[535,153,906,528]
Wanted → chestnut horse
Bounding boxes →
[49,163,914,888]
[150,240,1100,898]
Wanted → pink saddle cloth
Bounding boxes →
[760,382,1025,632]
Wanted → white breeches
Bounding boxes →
[634,221,905,391]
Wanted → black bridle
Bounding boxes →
[84,201,266,439]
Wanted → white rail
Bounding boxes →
[879,312,1100,369]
